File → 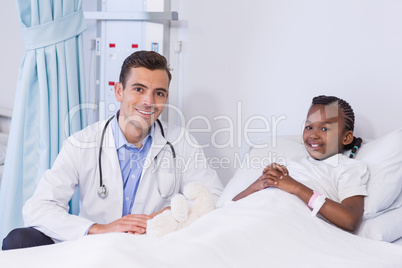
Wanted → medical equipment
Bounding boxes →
[98,116,176,199]
[84,0,178,121]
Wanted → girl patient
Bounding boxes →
[233,95,368,232]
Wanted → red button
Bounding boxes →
[109,43,116,48]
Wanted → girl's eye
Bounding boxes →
[305,126,312,130]
[321,127,328,131]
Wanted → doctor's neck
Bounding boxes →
[117,114,152,149]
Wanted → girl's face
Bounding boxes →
[303,104,353,160]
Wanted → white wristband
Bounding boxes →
[311,195,326,217]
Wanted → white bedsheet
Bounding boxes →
[1,189,401,267]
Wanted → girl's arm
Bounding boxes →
[232,175,272,201]
[232,163,364,232]
[232,163,286,201]
[274,174,364,232]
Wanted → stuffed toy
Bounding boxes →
[147,182,216,237]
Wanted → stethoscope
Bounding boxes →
[98,115,177,199]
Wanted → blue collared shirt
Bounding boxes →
[111,112,154,216]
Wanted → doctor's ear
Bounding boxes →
[114,82,123,102]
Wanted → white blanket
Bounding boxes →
[1,189,401,267]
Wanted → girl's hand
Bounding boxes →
[262,163,303,195]
[269,173,302,195]
[263,163,289,178]
[232,162,289,201]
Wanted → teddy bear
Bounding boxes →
[146,182,216,237]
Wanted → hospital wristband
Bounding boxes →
[308,191,321,209]
[311,195,326,217]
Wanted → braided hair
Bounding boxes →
[311,95,362,158]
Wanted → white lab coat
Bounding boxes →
[23,119,223,242]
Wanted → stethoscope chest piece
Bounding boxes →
[98,185,108,199]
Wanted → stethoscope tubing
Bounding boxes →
[98,116,176,199]
[98,116,114,198]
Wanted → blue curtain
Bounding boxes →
[0,0,87,240]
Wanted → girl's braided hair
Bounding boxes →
[312,95,362,158]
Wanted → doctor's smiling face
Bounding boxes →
[115,67,169,143]
[114,51,171,145]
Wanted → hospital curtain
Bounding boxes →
[0,0,87,240]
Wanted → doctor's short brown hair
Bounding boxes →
[119,50,172,88]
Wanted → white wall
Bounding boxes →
[169,0,402,183]
[2,1,402,185]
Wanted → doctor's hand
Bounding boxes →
[88,214,152,235]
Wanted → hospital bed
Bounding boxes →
[218,128,402,247]
[0,129,401,267]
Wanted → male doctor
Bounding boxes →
[2,51,223,250]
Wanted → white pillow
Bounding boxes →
[216,164,261,207]
[357,206,402,242]
[355,128,402,219]
[216,136,305,207]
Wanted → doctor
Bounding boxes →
[2,51,223,250]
